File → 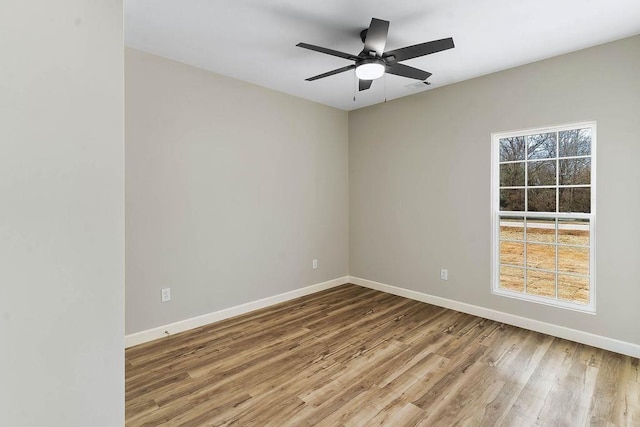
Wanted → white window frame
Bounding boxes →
[491,121,596,313]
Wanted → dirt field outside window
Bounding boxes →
[499,224,590,305]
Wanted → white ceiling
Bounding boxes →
[125,0,640,111]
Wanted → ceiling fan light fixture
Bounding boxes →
[355,59,385,80]
[297,17,455,92]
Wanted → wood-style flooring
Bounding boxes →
[125,284,640,426]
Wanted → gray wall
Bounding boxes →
[126,49,349,334]
[0,0,124,425]
[349,35,640,345]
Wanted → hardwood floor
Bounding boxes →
[125,284,640,426]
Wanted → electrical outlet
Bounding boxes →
[161,288,171,302]
[312,259,318,269]
[440,269,448,281]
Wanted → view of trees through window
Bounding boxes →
[493,124,595,309]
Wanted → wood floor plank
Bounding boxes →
[472,331,555,426]
[125,284,640,426]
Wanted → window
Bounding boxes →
[491,122,596,312]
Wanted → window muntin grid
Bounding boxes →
[492,123,595,312]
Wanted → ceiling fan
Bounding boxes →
[296,18,455,91]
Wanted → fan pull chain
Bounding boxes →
[384,73,387,103]
[353,70,357,102]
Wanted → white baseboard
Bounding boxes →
[348,276,640,359]
[126,274,640,358]
[125,276,349,348]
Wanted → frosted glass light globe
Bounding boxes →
[355,61,385,80]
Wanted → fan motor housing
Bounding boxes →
[356,57,386,68]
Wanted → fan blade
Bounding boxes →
[363,18,390,56]
[386,63,432,81]
[296,42,360,61]
[306,64,356,81]
[359,79,373,91]
[384,37,454,62]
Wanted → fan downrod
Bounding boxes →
[359,29,368,44]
